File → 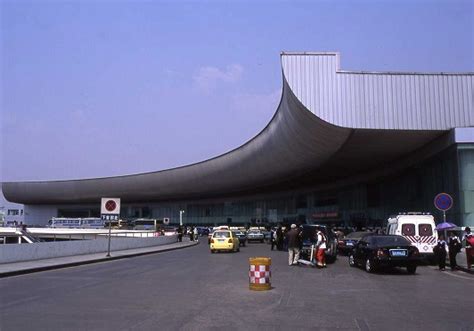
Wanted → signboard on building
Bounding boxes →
[312,211,339,219]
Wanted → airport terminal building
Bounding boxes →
[3,52,474,228]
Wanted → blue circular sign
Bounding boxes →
[434,193,453,211]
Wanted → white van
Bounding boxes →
[387,213,437,258]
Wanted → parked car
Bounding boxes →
[196,226,210,237]
[300,225,338,263]
[349,234,421,274]
[233,231,247,246]
[338,231,370,255]
[246,229,265,243]
[210,230,240,253]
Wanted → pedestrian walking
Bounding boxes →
[448,231,461,271]
[286,224,301,266]
[463,227,473,270]
[189,226,194,242]
[270,229,275,250]
[315,229,327,268]
[433,236,448,271]
[276,226,283,251]
[177,226,183,242]
[193,227,199,242]
[283,227,289,251]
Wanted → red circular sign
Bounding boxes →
[105,200,117,212]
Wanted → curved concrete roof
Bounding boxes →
[3,52,473,204]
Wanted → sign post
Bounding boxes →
[179,210,185,226]
[434,193,453,223]
[101,198,121,257]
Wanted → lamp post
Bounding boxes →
[179,210,185,226]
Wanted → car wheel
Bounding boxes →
[260,239,264,243]
[349,254,356,267]
[365,258,375,273]
[407,265,417,274]
[211,250,215,254]
[237,247,240,252]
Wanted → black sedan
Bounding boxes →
[349,234,421,274]
[338,231,369,255]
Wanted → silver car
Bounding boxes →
[246,230,265,243]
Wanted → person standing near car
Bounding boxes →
[433,236,448,271]
[276,225,283,251]
[448,231,461,270]
[270,229,275,250]
[315,229,327,268]
[286,224,301,266]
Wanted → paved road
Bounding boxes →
[1,240,473,331]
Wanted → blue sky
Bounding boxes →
[1,0,473,187]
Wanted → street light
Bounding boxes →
[179,210,185,226]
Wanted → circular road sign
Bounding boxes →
[434,193,453,211]
[105,200,117,212]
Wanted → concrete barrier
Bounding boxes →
[0,235,177,264]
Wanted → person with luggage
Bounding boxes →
[315,229,327,268]
[286,224,301,266]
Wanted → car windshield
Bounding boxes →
[213,231,231,238]
[346,232,367,239]
[248,231,260,234]
[371,236,410,246]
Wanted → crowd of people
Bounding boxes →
[176,225,200,243]
[270,224,328,268]
[177,222,473,271]
[434,227,473,271]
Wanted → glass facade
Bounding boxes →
[52,144,474,229]
[458,144,474,227]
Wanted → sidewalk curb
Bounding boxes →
[457,266,473,274]
[0,241,199,278]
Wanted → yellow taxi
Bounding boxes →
[210,230,240,253]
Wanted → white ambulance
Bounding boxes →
[387,213,438,258]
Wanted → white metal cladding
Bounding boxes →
[281,52,474,130]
